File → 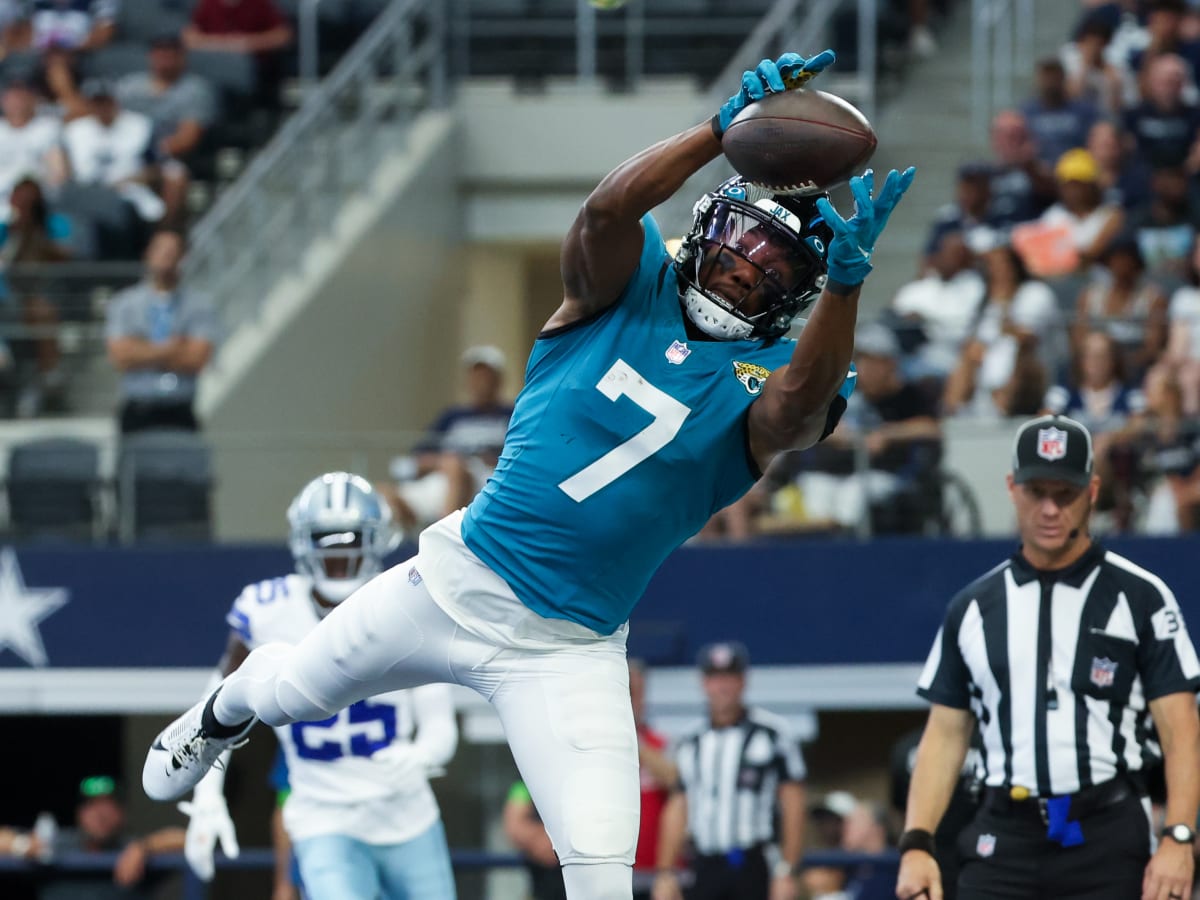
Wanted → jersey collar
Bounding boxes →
[1009,541,1105,588]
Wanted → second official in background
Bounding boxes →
[654,642,806,900]
[896,415,1200,900]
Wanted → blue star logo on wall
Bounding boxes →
[0,548,68,667]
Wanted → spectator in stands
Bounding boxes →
[800,792,858,900]
[1157,234,1200,414]
[628,659,675,900]
[1085,118,1150,212]
[941,244,1056,419]
[1021,57,1101,167]
[1139,368,1200,533]
[779,324,941,534]
[0,77,67,200]
[1071,236,1168,379]
[183,0,293,105]
[1123,53,1200,172]
[105,229,218,433]
[1048,330,1146,436]
[1046,330,1146,528]
[62,79,166,227]
[503,780,567,900]
[1011,148,1124,278]
[891,229,985,381]
[8,0,120,120]
[0,176,72,416]
[1,774,186,900]
[1130,165,1198,283]
[1126,0,1200,91]
[379,344,514,535]
[839,801,894,900]
[1062,15,1125,114]
[922,163,1001,269]
[117,34,219,226]
[985,109,1056,225]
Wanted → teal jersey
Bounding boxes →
[461,215,841,634]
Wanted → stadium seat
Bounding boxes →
[82,42,150,80]
[187,50,258,101]
[6,437,102,541]
[114,2,189,44]
[117,430,213,542]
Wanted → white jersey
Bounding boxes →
[227,574,458,845]
[0,116,61,198]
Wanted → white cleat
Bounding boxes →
[143,694,255,801]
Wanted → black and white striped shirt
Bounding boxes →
[674,708,806,855]
[918,543,1200,797]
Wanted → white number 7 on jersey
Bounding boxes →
[558,359,692,502]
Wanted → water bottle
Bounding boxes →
[32,812,56,863]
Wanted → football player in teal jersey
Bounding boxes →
[145,50,915,900]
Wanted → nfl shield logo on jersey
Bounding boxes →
[976,833,997,857]
[1090,656,1117,688]
[1037,426,1068,461]
[665,340,691,365]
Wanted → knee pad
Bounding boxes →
[542,663,640,863]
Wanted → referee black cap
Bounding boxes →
[698,641,750,674]
[1012,414,1093,488]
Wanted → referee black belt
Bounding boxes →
[983,777,1140,822]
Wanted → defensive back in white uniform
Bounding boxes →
[180,474,459,900]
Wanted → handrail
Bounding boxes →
[971,0,1036,140]
[182,0,448,333]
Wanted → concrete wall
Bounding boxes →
[204,116,465,538]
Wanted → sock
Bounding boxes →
[201,688,253,737]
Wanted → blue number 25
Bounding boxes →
[290,699,397,761]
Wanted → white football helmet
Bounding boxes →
[287,472,399,604]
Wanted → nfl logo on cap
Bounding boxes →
[1037,427,1068,462]
[1012,415,1094,488]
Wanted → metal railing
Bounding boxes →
[0,847,901,900]
[182,0,449,336]
[971,0,1035,140]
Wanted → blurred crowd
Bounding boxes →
[705,0,1200,541]
[0,0,381,419]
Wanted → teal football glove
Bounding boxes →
[712,49,837,139]
[816,166,917,288]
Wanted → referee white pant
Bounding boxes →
[212,536,640,900]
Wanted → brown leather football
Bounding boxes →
[721,88,877,194]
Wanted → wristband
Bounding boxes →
[773,860,796,878]
[10,834,31,857]
[898,828,936,856]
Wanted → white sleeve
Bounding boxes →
[409,684,458,771]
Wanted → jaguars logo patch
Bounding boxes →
[732,361,771,395]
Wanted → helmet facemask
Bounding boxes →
[677,178,832,340]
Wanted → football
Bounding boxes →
[721,88,877,195]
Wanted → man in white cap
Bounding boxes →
[379,344,514,534]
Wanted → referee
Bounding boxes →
[653,642,806,900]
[896,415,1200,900]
